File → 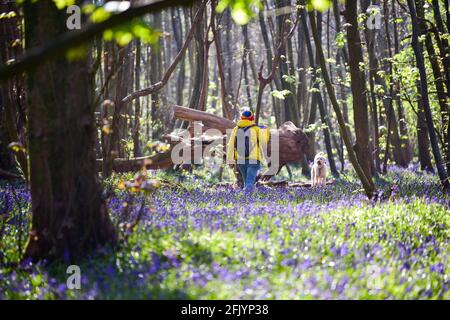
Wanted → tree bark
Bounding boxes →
[392,0,413,165]
[171,7,185,106]
[407,0,449,190]
[344,1,373,179]
[416,82,434,172]
[23,1,117,262]
[416,0,450,176]
[133,39,142,157]
[212,0,233,119]
[309,9,375,198]
[361,0,381,173]
[0,1,28,179]
[301,8,338,176]
[275,0,300,127]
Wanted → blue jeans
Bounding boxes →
[238,161,260,192]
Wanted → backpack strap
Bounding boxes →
[234,124,259,155]
[242,124,257,132]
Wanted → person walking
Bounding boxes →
[226,110,270,192]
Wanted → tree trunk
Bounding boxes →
[309,9,375,198]
[275,0,299,126]
[407,0,449,190]
[381,0,410,169]
[133,39,142,157]
[392,0,413,165]
[301,8,338,176]
[171,7,185,106]
[212,0,233,119]
[242,25,254,109]
[430,0,450,97]
[258,9,283,124]
[416,0,450,176]
[223,8,235,106]
[150,12,164,137]
[361,0,381,173]
[416,82,434,172]
[344,1,373,179]
[23,1,117,262]
[0,1,28,179]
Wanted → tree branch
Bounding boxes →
[0,0,196,81]
[121,0,207,103]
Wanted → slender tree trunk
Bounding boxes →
[133,39,142,157]
[0,1,28,179]
[23,1,116,262]
[301,8,338,176]
[301,8,318,161]
[392,0,413,165]
[407,0,449,190]
[258,9,283,124]
[109,44,132,161]
[172,7,185,106]
[430,0,450,97]
[212,0,233,119]
[275,0,300,126]
[344,1,373,178]
[416,81,434,172]
[242,24,257,81]
[309,10,375,198]
[150,12,164,137]
[242,24,254,109]
[333,0,349,64]
[223,8,235,105]
[361,0,381,173]
[381,0,410,168]
[296,20,308,126]
[198,7,214,113]
[416,0,450,176]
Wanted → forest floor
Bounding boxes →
[0,165,449,299]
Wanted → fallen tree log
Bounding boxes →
[97,106,309,175]
[173,106,309,166]
[96,153,173,172]
[173,105,235,134]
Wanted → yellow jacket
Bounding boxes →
[226,119,270,163]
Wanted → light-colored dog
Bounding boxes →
[311,153,327,187]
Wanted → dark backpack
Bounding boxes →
[235,124,257,159]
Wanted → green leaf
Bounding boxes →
[282,74,297,85]
[335,32,346,48]
[90,7,111,23]
[307,0,332,12]
[103,19,161,47]
[271,90,292,100]
[31,275,43,287]
[216,0,262,25]
[66,43,88,61]
[53,0,76,10]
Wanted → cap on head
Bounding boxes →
[241,110,254,121]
